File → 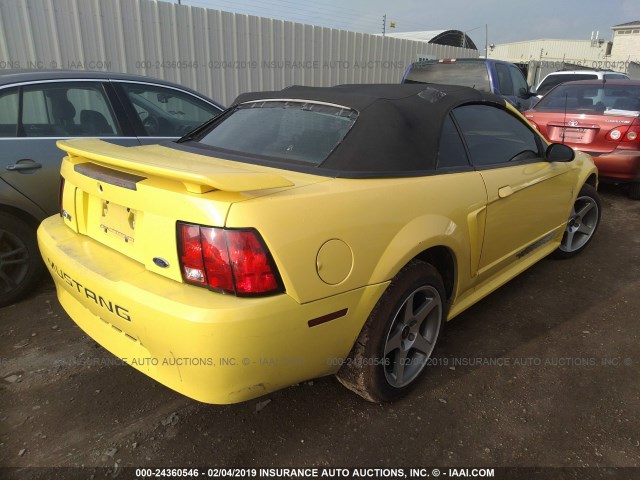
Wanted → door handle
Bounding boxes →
[498,186,514,198]
[6,162,42,172]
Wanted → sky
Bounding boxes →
[177,0,639,48]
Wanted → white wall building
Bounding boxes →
[610,20,640,62]
[486,38,610,66]
[486,21,640,83]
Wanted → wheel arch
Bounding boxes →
[0,179,47,229]
[573,153,599,192]
[0,203,42,229]
[585,173,598,189]
[413,246,456,303]
[367,214,465,304]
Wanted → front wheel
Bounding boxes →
[552,184,601,259]
[336,260,446,402]
[629,182,640,200]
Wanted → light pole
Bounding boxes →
[485,24,488,58]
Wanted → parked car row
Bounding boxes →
[0,70,224,307]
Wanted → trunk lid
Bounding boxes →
[530,112,638,154]
[57,139,328,284]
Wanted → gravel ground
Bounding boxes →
[1,185,639,480]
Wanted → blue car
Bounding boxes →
[402,58,537,111]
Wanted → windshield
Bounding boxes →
[534,84,640,116]
[195,101,357,165]
[404,62,491,91]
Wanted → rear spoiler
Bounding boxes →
[57,139,294,194]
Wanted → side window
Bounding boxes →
[437,115,470,169]
[509,65,529,96]
[452,104,541,167]
[495,64,514,96]
[0,88,19,137]
[21,83,120,137]
[119,83,221,137]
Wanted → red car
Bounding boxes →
[524,80,640,199]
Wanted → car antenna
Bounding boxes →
[562,93,568,145]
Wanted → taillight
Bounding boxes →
[225,230,280,294]
[177,222,283,296]
[201,227,234,292]
[607,126,640,142]
[623,126,639,142]
[58,176,65,216]
[607,128,623,141]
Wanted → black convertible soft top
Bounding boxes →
[183,84,507,177]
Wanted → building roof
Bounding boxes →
[385,30,478,50]
[612,20,640,28]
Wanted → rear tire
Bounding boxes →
[0,213,44,307]
[551,184,601,259]
[629,182,640,200]
[336,260,446,402]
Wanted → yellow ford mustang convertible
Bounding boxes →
[38,84,601,403]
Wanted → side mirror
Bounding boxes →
[546,143,575,162]
[519,87,538,98]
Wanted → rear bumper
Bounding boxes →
[586,149,640,182]
[38,216,387,404]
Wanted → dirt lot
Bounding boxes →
[1,185,639,479]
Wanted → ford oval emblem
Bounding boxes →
[568,120,579,127]
[153,257,170,268]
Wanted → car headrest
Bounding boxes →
[51,97,76,123]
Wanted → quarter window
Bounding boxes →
[119,83,221,137]
[0,88,19,137]
[452,104,541,166]
[437,115,469,169]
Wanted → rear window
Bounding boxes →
[534,84,640,115]
[604,73,629,80]
[195,101,357,165]
[536,74,598,96]
[403,62,491,91]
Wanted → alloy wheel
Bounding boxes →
[383,285,442,388]
[0,229,30,295]
[560,195,599,253]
